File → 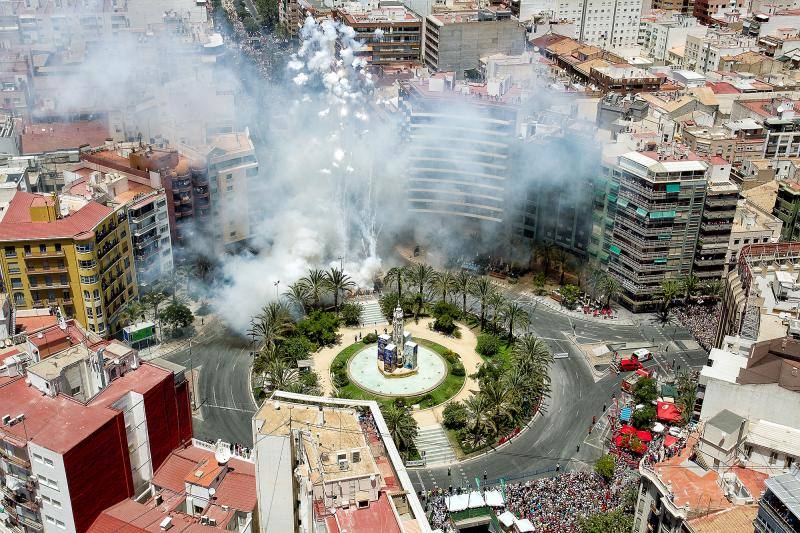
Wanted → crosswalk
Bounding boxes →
[359,299,387,325]
[415,425,457,466]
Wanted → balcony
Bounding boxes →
[133,219,157,237]
[701,221,732,233]
[0,449,30,469]
[26,264,68,273]
[28,282,70,290]
[24,250,65,259]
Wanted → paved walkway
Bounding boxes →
[313,317,482,427]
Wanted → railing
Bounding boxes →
[23,250,64,258]
[28,282,69,290]
[639,463,689,520]
[26,265,68,273]
[0,449,30,469]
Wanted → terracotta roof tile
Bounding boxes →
[0,191,112,241]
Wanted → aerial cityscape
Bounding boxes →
[0,0,799,532]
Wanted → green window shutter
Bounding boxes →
[654,258,667,264]
[617,197,630,207]
[636,207,648,217]
[609,245,621,255]
[666,183,681,193]
[608,194,618,202]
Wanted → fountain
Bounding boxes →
[376,305,419,376]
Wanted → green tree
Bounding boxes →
[405,264,436,319]
[295,310,340,347]
[469,277,496,330]
[463,393,494,446]
[379,292,412,322]
[681,274,700,301]
[586,265,606,300]
[442,401,468,429]
[579,509,634,533]
[453,270,473,318]
[383,266,407,300]
[141,291,168,325]
[476,333,501,357]
[284,281,311,316]
[660,279,681,321]
[675,370,697,425]
[433,314,457,335]
[263,358,300,391]
[531,271,546,295]
[119,300,145,328]
[249,301,294,351]
[339,301,363,326]
[481,378,518,434]
[512,334,553,405]
[537,241,555,278]
[632,404,657,430]
[159,302,194,334]
[277,336,313,365]
[380,403,418,458]
[432,270,456,303]
[594,454,616,482]
[300,268,329,310]
[633,377,658,404]
[500,301,530,344]
[560,284,581,310]
[324,267,355,312]
[702,279,723,299]
[598,274,622,309]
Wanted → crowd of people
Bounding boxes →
[424,466,637,532]
[220,0,287,80]
[672,303,721,351]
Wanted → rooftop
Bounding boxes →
[707,409,746,434]
[764,468,800,520]
[747,419,800,458]
[0,190,113,242]
[702,348,748,384]
[651,432,768,511]
[687,505,759,533]
[21,120,110,155]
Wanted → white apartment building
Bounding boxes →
[641,12,707,60]
[577,0,644,49]
[684,30,758,72]
[724,198,782,272]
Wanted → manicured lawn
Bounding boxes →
[329,338,465,409]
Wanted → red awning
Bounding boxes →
[636,368,650,377]
[656,402,682,423]
[664,435,679,447]
[619,425,637,435]
[636,430,653,442]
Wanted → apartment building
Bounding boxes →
[763,113,800,159]
[577,0,643,49]
[772,180,800,240]
[755,468,800,533]
[63,161,174,289]
[0,329,192,533]
[684,31,757,73]
[601,147,710,311]
[641,12,706,60]
[333,3,422,66]
[724,198,782,273]
[422,8,526,78]
[692,0,745,25]
[693,164,738,281]
[0,189,137,337]
[251,391,430,533]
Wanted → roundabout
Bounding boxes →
[347,342,448,397]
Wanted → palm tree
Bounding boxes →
[284,281,311,315]
[702,279,723,299]
[463,393,493,446]
[383,267,407,300]
[681,274,700,302]
[482,378,519,432]
[249,301,294,350]
[512,333,553,402]
[537,241,555,279]
[300,268,329,309]
[432,270,456,303]
[142,291,169,336]
[586,266,606,300]
[501,301,530,344]
[531,272,546,295]
[469,277,496,330]
[324,267,355,312]
[263,359,300,391]
[660,279,681,322]
[118,301,144,327]
[453,270,473,318]
[554,246,568,285]
[380,403,418,456]
[405,263,436,319]
[598,274,622,309]
[487,291,505,331]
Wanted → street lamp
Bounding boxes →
[274,280,280,300]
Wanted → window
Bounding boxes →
[46,516,56,525]
[124,258,130,269]
[733,239,739,245]
[10,278,21,289]
[86,308,93,318]
[54,243,61,252]
[56,519,65,529]
[59,275,67,285]
[39,244,46,254]
[76,243,93,253]
[95,306,103,317]
[80,275,98,284]
[83,290,90,301]
[787,456,795,469]
[226,185,234,192]
[44,457,53,466]
[93,289,100,299]
[770,451,778,464]
[13,293,24,305]
[78,259,97,269]
[4,246,15,258]
[33,453,43,463]
[97,322,106,332]
[7,262,19,274]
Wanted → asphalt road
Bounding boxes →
[163,331,258,446]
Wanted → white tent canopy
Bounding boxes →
[652,422,666,433]
[484,489,505,507]
[516,518,535,532]
[467,491,486,509]
[445,494,469,512]
[498,510,516,527]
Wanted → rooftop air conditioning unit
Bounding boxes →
[208,519,217,527]
[1,415,10,425]
[338,458,349,471]
[200,516,209,525]
[159,517,173,531]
